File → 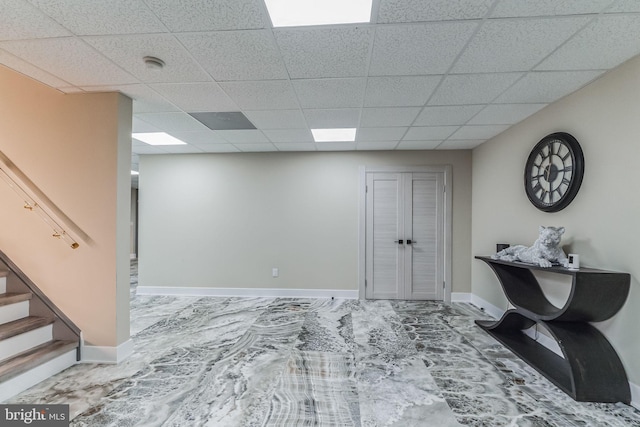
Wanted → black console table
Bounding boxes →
[475,256,631,403]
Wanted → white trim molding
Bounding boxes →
[82,339,133,364]
[136,286,359,300]
[469,293,506,320]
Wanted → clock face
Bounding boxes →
[524,132,584,212]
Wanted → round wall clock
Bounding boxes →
[524,132,584,213]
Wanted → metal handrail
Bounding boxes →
[0,153,80,249]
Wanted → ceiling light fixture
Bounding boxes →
[311,128,357,142]
[143,56,165,70]
[131,170,139,176]
[265,0,372,27]
[132,132,187,146]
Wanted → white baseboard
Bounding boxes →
[469,293,506,320]
[136,286,359,300]
[0,349,76,402]
[81,339,133,364]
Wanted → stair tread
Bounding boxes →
[0,292,32,306]
[0,316,54,341]
[0,340,77,383]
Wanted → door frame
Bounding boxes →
[358,165,453,303]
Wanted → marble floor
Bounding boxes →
[8,261,640,426]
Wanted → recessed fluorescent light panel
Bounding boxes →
[265,0,372,27]
[312,128,357,142]
[132,132,186,146]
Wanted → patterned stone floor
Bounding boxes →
[8,261,640,426]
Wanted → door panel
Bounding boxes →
[366,171,444,300]
[366,173,404,299]
[406,173,443,300]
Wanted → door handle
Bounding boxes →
[394,239,404,244]
[407,239,416,244]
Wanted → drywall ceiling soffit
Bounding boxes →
[0,0,639,161]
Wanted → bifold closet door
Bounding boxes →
[365,172,444,300]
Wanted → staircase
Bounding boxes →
[0,259,80,402]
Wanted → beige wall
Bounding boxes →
[472,56,640,384]
[0,66,131,347]
[139,150,472,292]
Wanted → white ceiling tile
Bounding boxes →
[0,38,137,86]
[491,0,614,17]
[403,126,458,140]
[449,125,510,140]
[135,112,208,131]
[356,141,399,150]
[0,48,70,87]
[356,127,407,142]
[169,130,229,145]
[608,0,640,12]
[237,143,278,152]
[150,82,238,112]
[495,71,603,103]
[429,73,522,105]
[274,143,316,151]
[178,31,288,81]
[216,130,268,143]
[264,129,313,143]
[160,145,204,154]
[219,80,299,110]
[315,142,358,151]
[0,0,70,40]
[364,76,442,107]
[196,144,240,153]
[452,17,591,73]
[468,104,547,125]
[369,22,478,76]
[537,15,640,71]
[82,84,179,113]
[143,0,266,31]
[414,105,485,126]
[360,107,421,127]
[274,27,373,78]
[244,110,307,129]
[132,116,161,132]
[292,78,366,109]
[437,139,485,149]
[304,109,361,128]
[84,34,210,83]
[396,140,442,150]
[131,143,167,154]
[377,0,494,23]
[30,0,166,35]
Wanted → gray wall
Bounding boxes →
[472,55,640,385]
[139,150,472,292]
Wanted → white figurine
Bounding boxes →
[492,226,570,268]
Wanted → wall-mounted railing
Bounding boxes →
[0,152,80,249]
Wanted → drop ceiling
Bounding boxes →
[2,0,640,183]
